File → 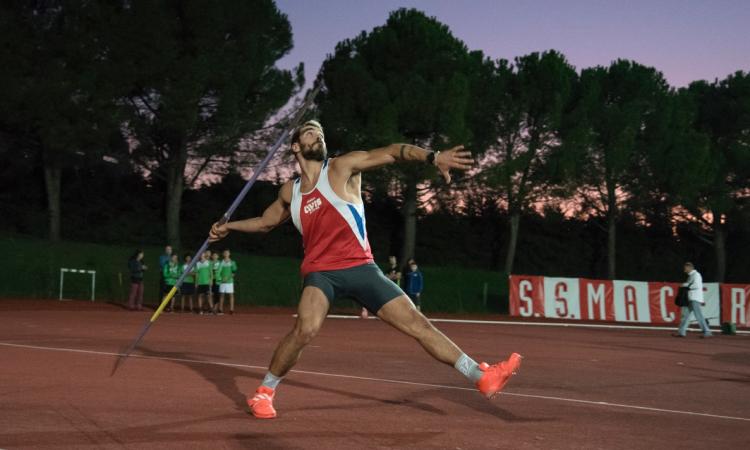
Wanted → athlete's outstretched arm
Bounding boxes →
[334,144,473,183]
[209,181,293,242]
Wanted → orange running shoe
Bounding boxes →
[247,386,277,419]
[476,353,523,399]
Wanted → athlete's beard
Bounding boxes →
[300,141,327,161]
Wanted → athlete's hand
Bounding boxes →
[435,145,473,183]
[209,222,229,242]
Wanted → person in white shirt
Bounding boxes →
[675,262,712,338]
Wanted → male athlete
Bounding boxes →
[209,120,521,419]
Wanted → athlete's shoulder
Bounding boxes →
[327,155,346,170]
[328,154,348,168]
[329,156,362,183]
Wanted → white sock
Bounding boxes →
[261,371,283,390]
[454,353,483,382]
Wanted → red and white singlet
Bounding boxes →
[290,159,374,276]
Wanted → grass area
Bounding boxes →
[0,234,508,313]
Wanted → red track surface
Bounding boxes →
[1,299,748,449]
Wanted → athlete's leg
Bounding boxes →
[377,295,521,397]
[377,295,461,365]
[247,286,330,418]
[268,286,329,377]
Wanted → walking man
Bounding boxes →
[210,120,521,419]
[675,262,713,338]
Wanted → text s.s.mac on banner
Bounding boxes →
[507,275,737,326]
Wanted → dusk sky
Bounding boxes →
[276,0,749,89]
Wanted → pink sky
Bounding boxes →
[276,0,749,89]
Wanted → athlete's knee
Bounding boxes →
[294,328,318,345]
[293,321,322,345]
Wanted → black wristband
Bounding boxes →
[426,151,436,165]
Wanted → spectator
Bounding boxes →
[180,253,196,313]
[157,245,173,306]
[404,259,424,311]
[127,249,148,311]
[163,254,180,312]
[674,262,712,338]
[218,249,237,315]
[196,251,215,315]
[210,251,222,314]
[385,255,401,283]
[159,245,173,268]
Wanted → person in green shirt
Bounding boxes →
[218,249,238,315]
[163,254,180,313]
[210,251,222,314]
[196,251,215,315]
[180,253,196,313]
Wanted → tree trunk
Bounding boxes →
[165,148,188,249]
[606,183,617,280]
[399,179,418,269]
[713,212,726,282]
[607,213,616,279]
[43,160,62,242]
[504,212,520,274]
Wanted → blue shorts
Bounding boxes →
[303,263,405,314]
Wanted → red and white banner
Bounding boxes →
[509,275,722,326]
[720,284,750,327]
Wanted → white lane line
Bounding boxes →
[322,314,750,334]
[1,341,748,422]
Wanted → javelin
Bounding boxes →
[112,81,322,374]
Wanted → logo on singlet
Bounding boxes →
[303,197,322,215]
